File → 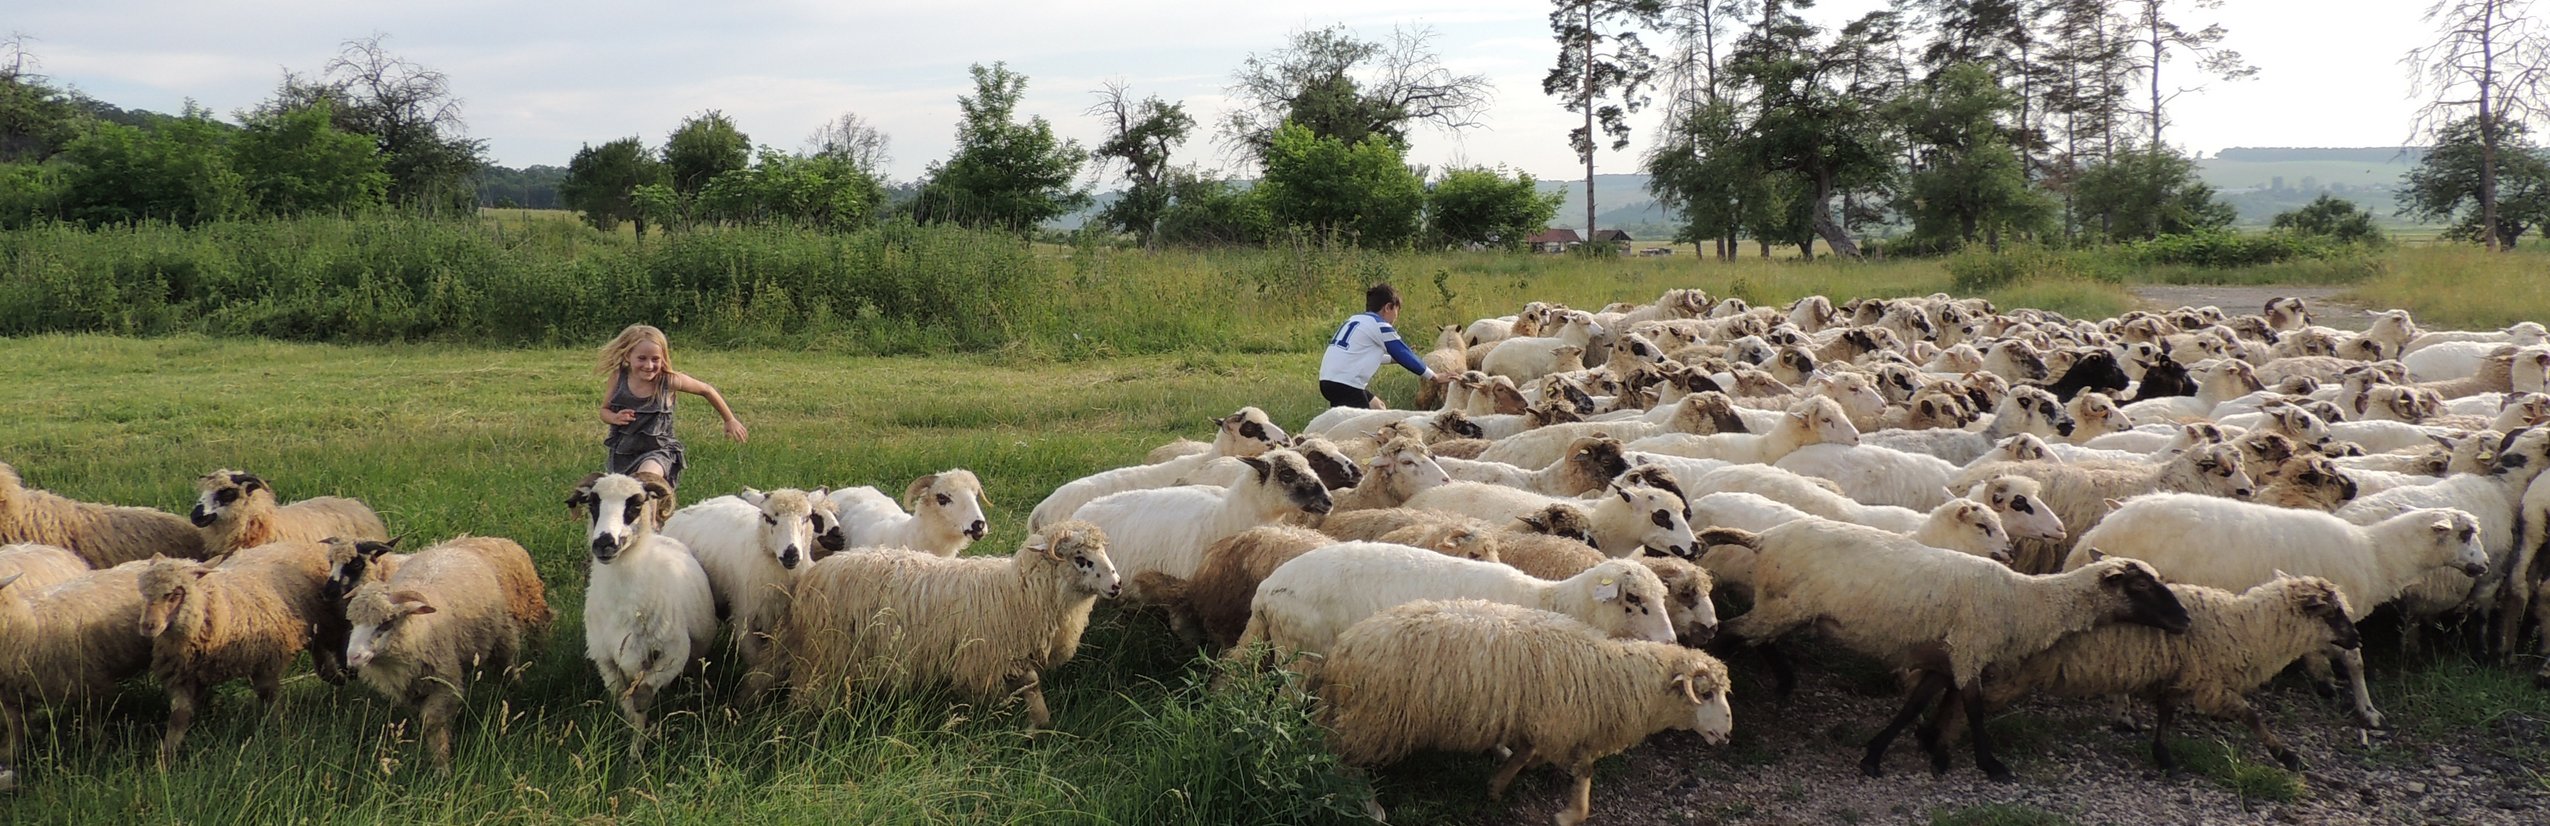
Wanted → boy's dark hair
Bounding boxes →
[1365,283,1402,313]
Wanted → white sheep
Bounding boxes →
[343,536,544,771]
[1477,392,1748,469]
[1958,444,2257,575]
[663,487,829,670]
[2402,321,2550,354]
[1238,542,1676,661]
[1726,518,2190,780]
[1403,480,1698,558]
[829,470,989,557]
[1438,437,1632,497]
[1689,493,2012,577]
[0,461,206,566]
[1483,310,1600,380]
[1029,408,1288,531]
[1067,449,1334,601]
[189,469,388,558]
[570,472,717,758]
[1317,599,1732,826]
[0,560,150,789]
[750,521,1119,728]
[2064,492,2487,728]
[1628,396,1859,465]
[2334,428,2550,655]
[1858,386,2074,465]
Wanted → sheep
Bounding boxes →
[1237,542,1676,661]
[1690,493,2013,571]
[663,488,829,669]
[2118,359,2264,422]
[1725,518,2190,780]
[1628,396,1860,465]
[829,470,989,557]
[1403,481,1698,558]
[2403,320,2550,354]
[1730,372,1889,433]
[1479,393,1747,469]
[2405,340,2531,381]
[2063,392,2132,445]
[1316,599,1733,826]
[2257,454,2362,511]
[1439,437,1631,497]
[1959,444,2256,575]
[1772,442,1997,511]
[2043,351,2132,401]
[189,470,388,558]
[1859,386,2074,465]
[749,521,1119,728]
[2064,493,2487,728]
[0,560,150,789]
[324,536,547,663]
[0,461,206,566]
[2263,296,2313,331]
[1313,437,1458,518]
[343,536,544,771]
[1483,310,1600,380]
[1029,408,1288,531]
[1950,576,2359,772]
[1416,325,1468,410]
[2335,428,2550,655]
[133,539,334,767]
[1139,522,1497,650]
[2412,345,2550,399]
[1068,449,1333,602]
[570,472,718,757]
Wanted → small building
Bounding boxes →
[1590,229,1635,244]
[1526,228,1583,254]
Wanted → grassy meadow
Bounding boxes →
[7,215,2550,824]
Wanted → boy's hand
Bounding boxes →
[1368,397,1389,410]
[724,419,749,443]
[604,408,637,426]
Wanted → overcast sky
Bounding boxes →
[16,1,2439,184]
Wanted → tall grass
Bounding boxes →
[2342,245,2550,329]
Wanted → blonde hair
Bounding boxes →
[597,324,673,398]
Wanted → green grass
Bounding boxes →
[2165,738,2305,804]
[1928,803,2074,826]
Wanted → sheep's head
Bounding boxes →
[2236,432,2298,470]
[1562,438,1633,491]
[2059,351,2132,397]
[2267,573,2359,649]
[1290,436,1364,490]
[1872,363,1924,403]
[191,469,269,528]
[1668,652,1735,745]
[1812,373,1886,426]
[903,470,991,542]
[1788,396,1861,448]
[1430,410,1486,441]
[1580,559,1677,645]
[1610,484,1697,559]
[1029,519,1118,599]
[1213,408,1288,457]
[1985,340,2050,383]
[568,472,668,564]
[2066,392,2125,439]
[2265,403,2333,449]
[2415,509,2488,578]
[1640,556,1719,646]
[738,487,828,571]
[1929,500,2011,563]
[812,497,847,555]
[1241,450,1332,517]
[1776,345,1818,381]
[136,556,207,638]
[2182,445,2257,500]
[1514,503,1597,545]
[2263,296,2311,331]
[2002,386,2072,438]
[1616,332,1667,366]
[2078,551,2193,634]
[1981,433,2056,465]
[344,583,435,670]
[323,536,402,604]
[1367,438,1454,500]
[2272,455,2358,509]
[1970,475,2064,543]
[1403,522,1500,562]
[1908,388,1979,430]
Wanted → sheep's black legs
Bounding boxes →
[1862,670,1950,778]
[2149,698,2181,774]
[1963,678,2012,782]
[2244,705,2302,770]
[1758,643,1798,699]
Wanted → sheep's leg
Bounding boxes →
[420,690,460,773]
[1861,670,1950,778]
[1486,743,1538,800]
[1755,643,1798,700]
[2399,617,2425,663]
[2492,538,2540,662]
[1011,671,1052,731]
[2300,651,2339,698]
[1553,757,1598,826]
[2148,698,2181,774]
[1,701,23,792]
[158,683,200,770]
[619,681,657,761]
[2237,702,2302,770]
[2333,646,2385,729]
[1961,680,2013,782]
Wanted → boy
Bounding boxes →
[1319,284,1452,409]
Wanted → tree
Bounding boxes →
[1648,97,1758,259]
[664,111,751,199]
[1892,62,2054,250]
[0,35,78,163]
[1222,25,1493,160]
[559,137,666,236]
[695,148,884,231]
[2039,0,2137,238]
[1153,168,1272,247]
[1256,122,1425,246]
[804,111,893,178]
[2404,0,2550,251]
[1725,1,1907,258]
[1086,80,1194,247]
[2400,114,2550,246]
[1428,167,1564,248]
[1546,0,1668,240]
[2071,145,2233,241]
[56,104,246,227]
[913,62,1091,232]
[2272,194,2387,246]
[230,99,388,215]
[268,35,486,212]
[2125,0,2254,149]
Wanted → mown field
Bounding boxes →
[7,216,2550,824]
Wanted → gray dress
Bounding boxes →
[604,369,684,486]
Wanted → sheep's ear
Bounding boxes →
[1616,487,1634,503]
[2272,568,2296,582]
[0,572,19,591]
[2431,517,2457,535]
[1592,576,1620,603]
[2085,548,2110,562]
[568,472,604,512]
[810,486,830,500]
[902,475,939,510]
[1519,512,1551,532]
[738,487,768,506]
[1241,456,1272,482]
[230,473,264,493]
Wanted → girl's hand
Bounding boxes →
[724,418,749,443]
[604,408,637,426]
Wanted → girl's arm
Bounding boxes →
[669,372,748,442]
[601,379,636,425]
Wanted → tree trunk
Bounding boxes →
[2146,0,2163,149]
[1584,1,1600,242]
[2481,1,2504,251]
[1810,171,1862,259]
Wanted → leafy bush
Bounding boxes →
[1946,245,2089,292]
[2123,230,2349,268]
[2270,194,2387,246]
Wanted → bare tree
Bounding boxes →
[1085,79,1194,247]
[2405,0,2550,250]
[2125,0,2254,149]
[805,111,893,177]
[1220,24,1494,162]
[264,34,484,210]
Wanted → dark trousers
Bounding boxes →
[1320,380,1373,409]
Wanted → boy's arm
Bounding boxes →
[1376,327,1433,379]
[668,372,749,442]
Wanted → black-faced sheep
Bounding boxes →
[189,469,387,558]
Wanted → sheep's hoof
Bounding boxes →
[1857,755,1887,778]
[1978,761,2016,783]
[0,767,16,794]
[2275,750,2304,771]
[1361,797,1389,823]
[2354,710,2388,730]
[2308,680,2338,699]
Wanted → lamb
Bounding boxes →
[189,469,388,558]
[1138,523,1495,650]
[2064,493,2487,728]
[748,521,1119,728]
[1236,542,1676,661]
[829,469,989,557]
[1725,519,2190,780]
[1955,576,2359,772]
[1316,599,1733,826]
[1958,444,2256,575]
[1483,310,1600,380]
[1859,386,2074,465]
[1029,408,1287,531]
[1067,449,1333,601]
[1416,325,1468,409]
[1627,396,1859,465]
[1403,481,1698,558]
[343,536,544,771]
[133,539,334,767]
[1439,437,1631,497]
[663,488,829,669]
[0,461,206,566]
[570,472,717,757]
[0,560,150,789]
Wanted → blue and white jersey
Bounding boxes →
[1319,311,1432,389]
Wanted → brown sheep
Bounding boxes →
[189,470,388,557]
[0,461,205,566]
[136,539,336,767]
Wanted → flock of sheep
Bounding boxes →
[3,288,2547,824]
